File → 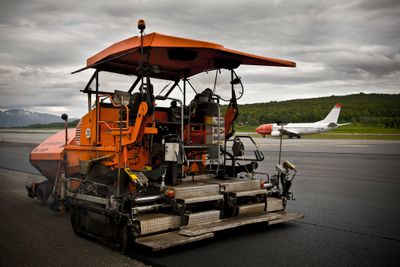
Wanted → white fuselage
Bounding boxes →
[255,104,348,138]
[270,122,338,137]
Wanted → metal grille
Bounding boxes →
[174,183,220,199]
[139,214,181,235]
[186,210,221,226]
[237,203,265,216]
[75,120,82,145]
[222,180,260,192]
[267,197,284,212]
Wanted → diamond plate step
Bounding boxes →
[182,194,223,204]
[180,211,304,237]
[173,181,220,199]
[138,213,181,235]
[208,179,261,192]
[135,211,304,251]
[237,203,266,216]
[267,197,284,212]
[234,189,267,197]
[186,210,221,227]
[135,231,214,251]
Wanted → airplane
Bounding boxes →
[255,103,351,138]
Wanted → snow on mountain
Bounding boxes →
[0,109,62,127]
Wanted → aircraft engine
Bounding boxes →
[271,131,281,137]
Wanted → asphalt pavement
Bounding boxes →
[0,138,399,266]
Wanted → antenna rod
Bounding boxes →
[61,113,69,176]
[138,19,146,92]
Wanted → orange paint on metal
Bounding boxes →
[224,107,238,138]
[30,129,76,161]
[68,180,81,192]
[122,101,149,146]
[123,146,128,165]
[85,32,295,80]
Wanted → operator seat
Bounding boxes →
[190,88,218,122]
[126,92,142,123]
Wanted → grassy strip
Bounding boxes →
[302,134,400,140]
[236,124,400,139]
[241,133,400,140]
[330,124,400,134]
[236,124,400,134]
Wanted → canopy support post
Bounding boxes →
[128,76,142,94]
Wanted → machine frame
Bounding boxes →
[28,20,303,252]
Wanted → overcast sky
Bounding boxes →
[0,0,399,117]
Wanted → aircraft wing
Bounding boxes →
[279,128,300,136]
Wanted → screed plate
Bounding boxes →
[180,211,304,237]
[135,231,214,251]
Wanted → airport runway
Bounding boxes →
[0,138,400,266]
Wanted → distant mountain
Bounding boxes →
[0,109,62,128]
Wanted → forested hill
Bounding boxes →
[234,93,400,128]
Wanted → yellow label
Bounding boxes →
[144,165,152,171]
[125,168,138,180]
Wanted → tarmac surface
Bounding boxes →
[0,137,400,266]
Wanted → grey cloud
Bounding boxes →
[0,0,399,117]
[354,0,400,10]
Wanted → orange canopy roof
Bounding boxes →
[86,32,295,80]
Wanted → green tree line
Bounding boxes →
[230,93,400,128]
[16,93,400,129]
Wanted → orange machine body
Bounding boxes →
[31,31,295,185]
[26,26,304,251]
[30,128,76,182]
[65,101,159,175]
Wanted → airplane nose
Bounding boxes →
[264,124,273,133]
[255,124,273,135]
